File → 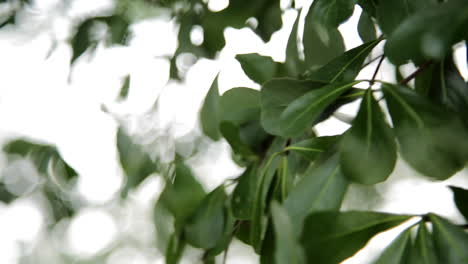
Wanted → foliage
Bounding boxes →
[1,0,468,263]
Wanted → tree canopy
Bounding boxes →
[1,0,468,263]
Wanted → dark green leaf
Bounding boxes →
[285,136,338,160]
[204,205,235,257]
[220,122,256,158]
[357,0,378,17]
[340,90,396,184]
[373,227,412,264]
[251,137,286,252]
[449,186,468,222]
[0,183,17,204]
[117,128,158,196]
[71,18,97,64]
[200,75,221,140]
[232,165,259,219]
[384,1,468,64]
[260,78,325,136]
[284,153,348,234]
[3,139,78,183]
[158,161,205,225]
[118,75,130,100]
[305,39,380,83]
[383,84,468,180]
[409,222,438,264]
[300,211,412,264]
[184,186,226,249]
[220,87,261,125]
[309,0,357,27]
[0,13,15,29]
[236,53,278,84]
[428,213,468,263]
[270,202,306,264]
[166,234,185,264]
[418,58,468,127]
[285,11,305,77]
[278,81,361,137]
[303,2,345,69]
[358,11,377,43]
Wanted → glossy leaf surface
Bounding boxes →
[340,90,396,184]
[383,84,468,180]
[300,211,411,264]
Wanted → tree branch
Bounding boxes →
[399,61,433,85]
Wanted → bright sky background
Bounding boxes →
[0,0,468,263]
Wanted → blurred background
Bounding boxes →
[0,0,467,263]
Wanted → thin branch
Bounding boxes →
[362,54,384,69]
[399,61,433,85]
[370,55,385,85]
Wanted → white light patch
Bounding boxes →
[190,25,204,46]
[66,208,117,257]
[1,199,44,243]
[106,246,149,264]
[208,0,229,12]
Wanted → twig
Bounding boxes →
[370,55,385,85]
[362,54,384,69]
[399,61,433,85]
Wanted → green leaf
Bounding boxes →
[118,75,130,100]
[284,153,348,235]
[285,11,305,77]
[0,183,17,204]
[203,205,235,257]
[117,128,158,196]
[200,75,221,140]
[357,0,378,17]
[303,3,345,69]
[200,0,282,56]
[278,81,361,137]
[384,1,468,64]
[449,186,468,222]
[358,11,377,43]
[166,234,185,264]
[71,18,97,64]
[251,137,287,252]
[231,165,259,219]
[300,211,412,264]
[236,54,278,84]
[285,136,338,160]
[220,87,261,125]
[373,227,412,264]
[103,15,129,45]
[383,84,468,180]
[184,186,227,249]
[417,58,468,126]
[309,0,357,28]
[158,161,206,225]
[270,202,306,264]
[305,39,380,83]
[153,198,175,253]
[340,90,397,184]
[429,213,468,263]
[43,185,75,224]
[260,78,325,136]
[220,122,256,158]
[409,222,438,264]
[3,139,78,183]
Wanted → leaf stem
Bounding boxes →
[370,55,385,85]
[399,61,433,85]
